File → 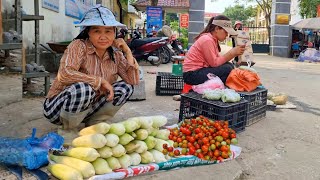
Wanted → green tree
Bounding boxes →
[223,5,257,25]
[235,0,271,27]
[128,0,158,6]
[235,0,271,45]
[169,20,188,49]
[298,0,320,18]
[165,13,179,25]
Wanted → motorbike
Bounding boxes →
[117,29,171,66]
[167,36,185,56]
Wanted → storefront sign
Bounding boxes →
[276,14,290,25]
[180,14,189,28]
[146,6,163,33]
[42,0,59,12]
[65,0,94,19]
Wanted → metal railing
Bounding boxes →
[242,26,270,44]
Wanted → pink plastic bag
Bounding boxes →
[192,73,225,94]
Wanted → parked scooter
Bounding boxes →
[168,35,185,55]
[117,28,171,66]
[156,26,185,61]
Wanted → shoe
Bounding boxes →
[58,108,91,145]
[86,103,123,126]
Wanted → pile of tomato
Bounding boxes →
[164,115,238,161]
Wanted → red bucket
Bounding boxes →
[182,83,192,94]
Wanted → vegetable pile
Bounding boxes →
[48,116,171,180]
[48,115,240,180]
[164,116,238,161]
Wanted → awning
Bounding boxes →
[132,0,190,13]
[291,17,320,30]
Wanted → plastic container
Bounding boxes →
[156,72,184,96]
[171,56,184,76]
[172,63,183,76]
[179,92,248,132]
[239,88,268,126]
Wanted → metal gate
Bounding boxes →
[242,26,270,53]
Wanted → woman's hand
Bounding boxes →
[100,79,114,102]
[231,45,246,56]
[113,38,131,54]
[113,38,135,64]
[223,45,246,62]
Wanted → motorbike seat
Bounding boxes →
[130,37,163,48]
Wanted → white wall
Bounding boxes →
[20,0,88,48]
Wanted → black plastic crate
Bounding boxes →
[156,72,184,96]
[239,88,268,126]
[179,92,248,132]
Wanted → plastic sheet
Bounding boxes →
[90,145,241,180]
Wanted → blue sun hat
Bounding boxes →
[75,4,126,29]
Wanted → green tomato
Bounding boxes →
[173,142,179,148]
[215,136,223,142]
[210,144,216,151]
[231,138,238,145]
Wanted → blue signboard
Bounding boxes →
[42,0,59,12]
[65,0,94,20]
[146,6,162,33]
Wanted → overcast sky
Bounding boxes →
[205,0,257,13]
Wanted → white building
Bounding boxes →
[3,0,99,48]
[290,0,302,25]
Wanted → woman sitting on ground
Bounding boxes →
[183,15,245,86]
[43,5,139,144]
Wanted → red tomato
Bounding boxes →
[189,146,196,155]
[220,145,229,152]
[217,156,224,161]
[198,133,204,139]
[172,136,177,142]
[208,151,214,157]
[221,132,229,139]
[195,144,200,149]
[213,150,220,157]
[221,151,229,159]
[197,153,204,159]
[189,137,195,143]
[201,145,209,152]
[163,144,168,149]
[202,137,209,144]
[230,133,237,139]
[174,149,180,156]
[173,130,179,137]
[195,128,201,134]
[225,139,231,145]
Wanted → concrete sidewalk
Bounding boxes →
[0,54,320,179]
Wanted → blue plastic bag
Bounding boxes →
[0,128,63,170]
